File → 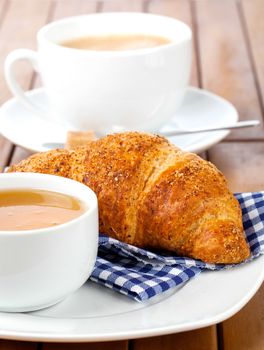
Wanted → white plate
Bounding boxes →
[0,87,238,153]
[0,86,253,343]
[0,255,263,342]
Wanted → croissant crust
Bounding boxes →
[8,132,250,263]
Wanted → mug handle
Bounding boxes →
[4,49,47,118]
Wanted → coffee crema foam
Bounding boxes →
[60,34,171,51]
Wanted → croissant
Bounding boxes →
[9,132,250,264]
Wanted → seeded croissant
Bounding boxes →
[9,132,250,263]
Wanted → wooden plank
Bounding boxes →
[195,0,264,140]
[132,2,215,350]
[101,0,143,12]
[0,0,8,25]
[33,0,98,88]
[147,0,198,87]
[0,1,13,165]
[15,0,98,159]
[51,0,97,21]
[208,141,264,348]
[42,341,128,350]
[220,284,264,350]
[9,146,33,166]
[0,0,51,165]
[132,327,217,350]
[0,0,52,104]
[208,142,264,192]
[0,136,14,168]
[133,3,214,349]
[0,0,51,162]
[205,3,264,344]
[242,0,264,114]
[39,3,127,350]
[0,0,6,11]
[0,340,37,350]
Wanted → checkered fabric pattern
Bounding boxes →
[90,192,264,301]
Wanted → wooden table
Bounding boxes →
[0,0,263,349]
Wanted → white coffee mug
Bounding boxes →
[5,13,192,136]
[0,173,98,312]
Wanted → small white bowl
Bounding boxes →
[0,172,98,312]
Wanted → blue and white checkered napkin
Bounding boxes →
[90,192,264,301]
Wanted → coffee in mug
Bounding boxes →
[60,34,171,51]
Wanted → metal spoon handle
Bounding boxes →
[42,120,260,149]
[160,120,260,137]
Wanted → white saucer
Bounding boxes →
[0,255,263,342]
[0,87,238,153]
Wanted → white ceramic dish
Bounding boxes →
[0,254,263,342]
[0,86,238,154]
[0,173,98,312]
